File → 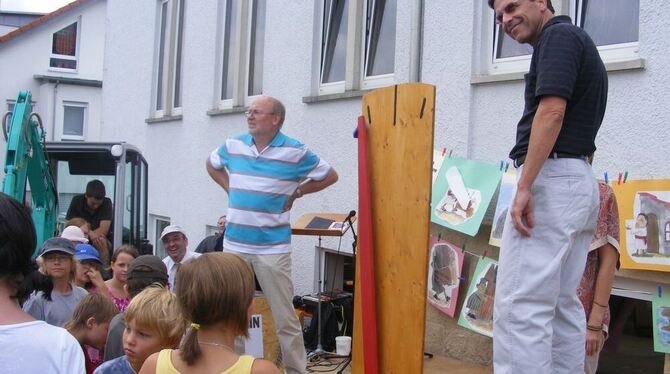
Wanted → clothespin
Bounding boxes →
[617,172,623,185]
[504,162,510,173]
[499,160,504,171]
[437,232,442,241]
[604,171,609,185]
[448,149,453,158]
[458,276,466,281]
[441,147,446,157]
[482,249,488,259]
[623,171,629,183]
[658,285,663,298]
[462,241,467,252]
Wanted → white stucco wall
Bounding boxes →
[0,0,105,166]
[101,0,670,297]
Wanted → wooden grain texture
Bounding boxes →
[352,83,435,373]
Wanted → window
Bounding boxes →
[316,0,398,95]
[62,102,87,140]
[361,0,396,88]
[484,1,640,78]
[50,21,79,70]
[152,216,171,258]
[215,0,267,110]
[153,0,184,117]
[5,100,37,130]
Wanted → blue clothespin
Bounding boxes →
[353,127,359,138]
[658,285,663,298]
[604,171,609,185]
[504,162,510,172]
[499,160,504,171]
[623,171,629,183]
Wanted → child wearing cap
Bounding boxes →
[74,244,113,374]
[65,294,118,373]
[104,255,170,361]
[22,237,89,327]
[75,244,109,294]
[95,286,186,374]
[0,193,85,373]
[139,253,279,374]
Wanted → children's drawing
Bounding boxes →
[426,237,464,317]
[457,256,497,337]
[613,180,670,272]
[432,149,446,184]
[431,157,502,236]
[652,286,670,353]
[489,169,517,247]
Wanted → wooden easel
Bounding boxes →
[352,83,435,373]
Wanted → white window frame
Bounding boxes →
[152,0,184,118]
[214,0,267,110]
[49,18,81,73]
[315,0,399,96]
[481,0,641,79]
[61,101,87,141]
[360,0,396,90]
[150,214,171,258]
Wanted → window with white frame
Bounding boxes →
[5,100,37,129]
[215,0,267,110]
[62,102,87,140]
[152,216,171,258]
[317,0,397,95]
[153,0,184,117]
[50,21,79,70]
[485,0,640,77]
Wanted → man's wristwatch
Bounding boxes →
[294,187,303,198]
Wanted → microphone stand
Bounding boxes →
[338,215,357,372]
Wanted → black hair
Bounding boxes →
[0,193,38,300]
[488,0,555,13]
[85,179,106,199]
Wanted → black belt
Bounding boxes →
[514,152,589,168]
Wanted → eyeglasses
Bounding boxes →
[245,110,276,117]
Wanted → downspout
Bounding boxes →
[409,0,424,82]
[51,81,59,141]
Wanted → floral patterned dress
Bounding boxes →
[576,182,620,334]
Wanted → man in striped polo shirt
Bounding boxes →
[489,0,607,373]
[206,95,338,374]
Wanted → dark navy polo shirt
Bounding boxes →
[509,16,608,161]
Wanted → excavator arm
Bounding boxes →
[2,91,57,254]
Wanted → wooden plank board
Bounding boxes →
[352,83,435,373]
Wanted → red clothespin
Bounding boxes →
[617,172,623,185]
[441,147,446,157]
[482,249,488,259]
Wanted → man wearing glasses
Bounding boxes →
[488,1,607,373]
[206,95,338,374]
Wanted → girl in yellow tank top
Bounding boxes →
[138,253,279,374]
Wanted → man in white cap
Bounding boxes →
[160,225,200,291]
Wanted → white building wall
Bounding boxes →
[102,0,670,295]
[0,0,105,165]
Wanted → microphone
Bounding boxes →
[344,210,356,224]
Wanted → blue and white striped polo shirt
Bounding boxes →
[209,132,332,254]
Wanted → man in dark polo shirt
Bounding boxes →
[66,179,113,265]
[488,1,607,373]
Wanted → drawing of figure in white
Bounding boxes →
[634,213,648,256]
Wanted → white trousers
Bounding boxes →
[225,250,307,374]
[493,158,599,374]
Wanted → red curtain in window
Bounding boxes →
[52,23,77,56]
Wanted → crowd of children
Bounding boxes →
[0,192,280,374]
